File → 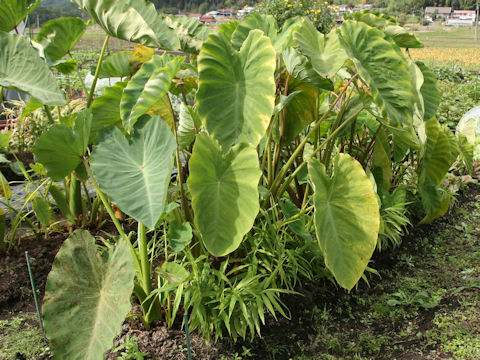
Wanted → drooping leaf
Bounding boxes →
[54,58,78,74]
[421,118,452,186]
[197,30,276,150]
[418,177,442,217]
[0,0,41,32]
[231,13,278,50]
[94,51,132,78]
[43,230,134,360]
[129,44,155,74]
[187,133,261,256]
[282,47,333,90]
[120,54,183,132]
[338,20,415,126]
[308,154,380,290]
[419,193,450,225]
[32,197,54,227]
[371,139,392,190]
[167,220,193,253]
[73,109,93,154]
[0,32,66,106]
[71,0,179,50]
[458,134,474,173]
[91,81,127,132]
[178,103,200,150]
[294,20,348,77]
[48,184,74,225]
[384,25,423,49]
[283,77,319,141]
[165,15,209,54]
[91,116,176,229]
[36,17,87,62]
[416,61,441,121]
[32,124,83,180]
[344,9,397,28]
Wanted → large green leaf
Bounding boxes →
[338,21,416,126]
[283,77,319,141]
[120,54,183,132]
[416,61,441,120]
[384,25,423,49]
[33,110,91,181]
[178,103,201,151]
[0,0,41,32]
[36,17,87,62]
[71,0,179,50]
[282,47,333,90]
[165,15,209,54]
[91,81,127,132]
[308,154,380,290]
[91,116,176,229]
[0,32,66,106]
[231,13,278,50]
[197,29,276,150]
[187,133,261,256]
[43,230,134,360]
[421,118,452,186]
[95,51,132,78]
[33,125,83,180]
[294,20,348,77]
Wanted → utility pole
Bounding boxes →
[476,0,479,41]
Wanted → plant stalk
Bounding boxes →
[138,222,152,294]
[86,35,110,108]
[266,74,359,203]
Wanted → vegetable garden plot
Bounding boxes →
[0,2,477,358]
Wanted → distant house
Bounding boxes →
[452,10,476,21]
[199,15,216,24]
[237,6,254,17]
[425,6,452,20]
[215,8,235,18]
[187,13,202,20]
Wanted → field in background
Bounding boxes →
[406,25,480,70]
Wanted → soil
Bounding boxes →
[1,185,480,359]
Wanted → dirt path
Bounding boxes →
[1,186,480,359]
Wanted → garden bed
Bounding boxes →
[2,184,480,359]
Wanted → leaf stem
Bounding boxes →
[138,222,152,294]
[266,73,359,203]
[86,35,110,108]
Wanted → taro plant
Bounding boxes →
[1,0,471,356]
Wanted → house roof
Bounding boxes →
[425,7,452,14]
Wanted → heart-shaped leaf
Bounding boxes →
[0,32,66,106]
[294,20,348,77]
[94,51,132,78]
[91,116,176,229]
[72,0,179,50]
[43,230,134,360]
[187,133,261,256]
[197,29,276,150]
[91,81,127,132]
[33,110,91,180]
[338,20,416,126]
[0,0,41,32]
[36,17,87,62]
[308,154,380,290]
[167,220,193,253]
[33,125,82,180]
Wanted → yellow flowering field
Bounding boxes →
[408,47,480,69]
